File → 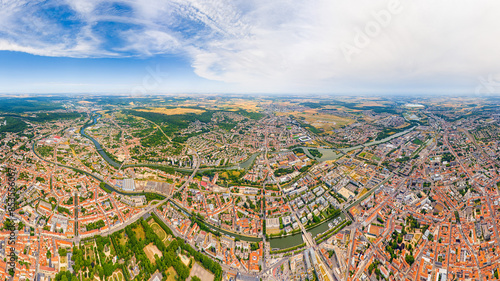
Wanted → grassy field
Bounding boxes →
[151,222,166,240]
[84,243,95,260]
[132,224,146,240]
[137,107,206,115]
[358,188,369,197]
[81,243,102,281]
[118,232,128,246]
[111,270,124,281]
[165,267,178,281]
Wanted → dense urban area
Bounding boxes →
[1,95,500,281]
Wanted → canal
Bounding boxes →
[77,114,415,249]
[168,200,262,242]
[307,213,346,238]
[269,232,304,249]
[31,141,164,199]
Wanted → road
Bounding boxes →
[77,147,200,242]
[441,126,489,279]
[30,124,201,244]
[460,129,500,251]
[260,133,334,281]
[349,134,435,280]
[351,179,407,280]
[444,129,500,250]
[458,224,482,277]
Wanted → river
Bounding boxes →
[31,141,163,198]
[307,213,346,238]
[169,200,262,242]
[83,114,260,172]
[269,232,304,249]
[79,115,414,249]
[295,126,415,161]
[80,113,122,168]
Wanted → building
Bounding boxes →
[120,195,146,207]
[266,218,280,231]
[122,179,136,192]
[149,271,163,281]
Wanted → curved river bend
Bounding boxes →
[81,115,414,249]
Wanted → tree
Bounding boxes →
[47,250,52,259]
[405,254,415,266]
[192,277,202,281]
[58,248,67,257]
[312,215,320,223]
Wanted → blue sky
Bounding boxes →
[1,0,500,94]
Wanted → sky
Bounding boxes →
[1,0,500,95]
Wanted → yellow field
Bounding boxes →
[165,267,178,281]
[218,99,266,112]
[179,254,190,266]
[395,122,411,129]
[277,109,354,133]
[411,233,422,245]
[358,188,368,197]
[137,107,206,115]
[144,243,163,263]
[198,98,266,112]
[266,228,281,235]
[356,101,386,107]
[118,232,128,246]
[220,170,242,179]
[132,224,146,240]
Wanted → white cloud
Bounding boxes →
[1,0,500,93]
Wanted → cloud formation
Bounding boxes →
[1,0,500,93]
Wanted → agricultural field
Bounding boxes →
[215,99,266,112]
[137,107,206,115]
[277,109,355,134]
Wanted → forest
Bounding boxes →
[55,214,222,281]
